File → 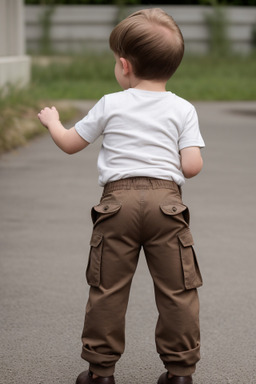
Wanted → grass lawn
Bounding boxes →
[31,53,256,101]
[168,54,256,101]
[1,53,255,153]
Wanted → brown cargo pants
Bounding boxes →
[81,177,202,377]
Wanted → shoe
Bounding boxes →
[157,372,193,384]
[76,370,115,384]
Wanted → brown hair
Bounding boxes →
[109,8,184,81]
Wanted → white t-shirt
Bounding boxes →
[75,88,205,186]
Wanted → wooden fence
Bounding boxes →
[25,5,256,54]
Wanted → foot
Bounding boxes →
[157,372,193,384]
[76,370,115,384]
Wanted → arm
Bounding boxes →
[180,146,203,178]
[38,106,89,154]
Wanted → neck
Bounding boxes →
[129,76,167,92]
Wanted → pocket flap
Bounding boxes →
[90,233,103,247]
[94,203,121,215]
[160,203,187,216]
[178,228,194,247]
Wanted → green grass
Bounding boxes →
[30,53,256,101]
[168,54,256,100]
[30,54,119,99]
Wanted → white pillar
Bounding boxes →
[0,0,31,89]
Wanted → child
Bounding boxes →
[38,8,204,384]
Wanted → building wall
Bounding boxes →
[25,5,256,54]
[0,0,31,90]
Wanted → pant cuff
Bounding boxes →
[165,363,196,376]
[89,363,115,377]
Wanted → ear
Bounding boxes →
[120,57,132,75]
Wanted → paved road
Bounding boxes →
[1,101,256,384]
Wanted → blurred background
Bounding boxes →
[1,2,256,384]
[0,0,256,152]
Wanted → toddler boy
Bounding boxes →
[38,8,205,384]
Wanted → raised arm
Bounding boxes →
[180,146,203,178]
[38,106,89,154]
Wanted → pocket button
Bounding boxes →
[103,205,109,211]
[172,206,177,212]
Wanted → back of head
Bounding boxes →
[109,8,184,81]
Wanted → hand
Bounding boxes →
[38,106,60,128]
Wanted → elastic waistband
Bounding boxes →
[103,177,180,195]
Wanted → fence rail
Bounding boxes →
[25,5,256,54]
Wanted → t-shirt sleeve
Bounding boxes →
[75,97,106,143]
[178,106,205,150]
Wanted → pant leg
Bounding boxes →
[81,189,142,377]
[142,187,202,376]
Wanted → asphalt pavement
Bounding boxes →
[1,100,256,384]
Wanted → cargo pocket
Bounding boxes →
[91,203,122,225]
[178,228,203,290]
[160,203,190,225]
[86,233,103,287]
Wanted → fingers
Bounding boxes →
[38,106,56,114]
